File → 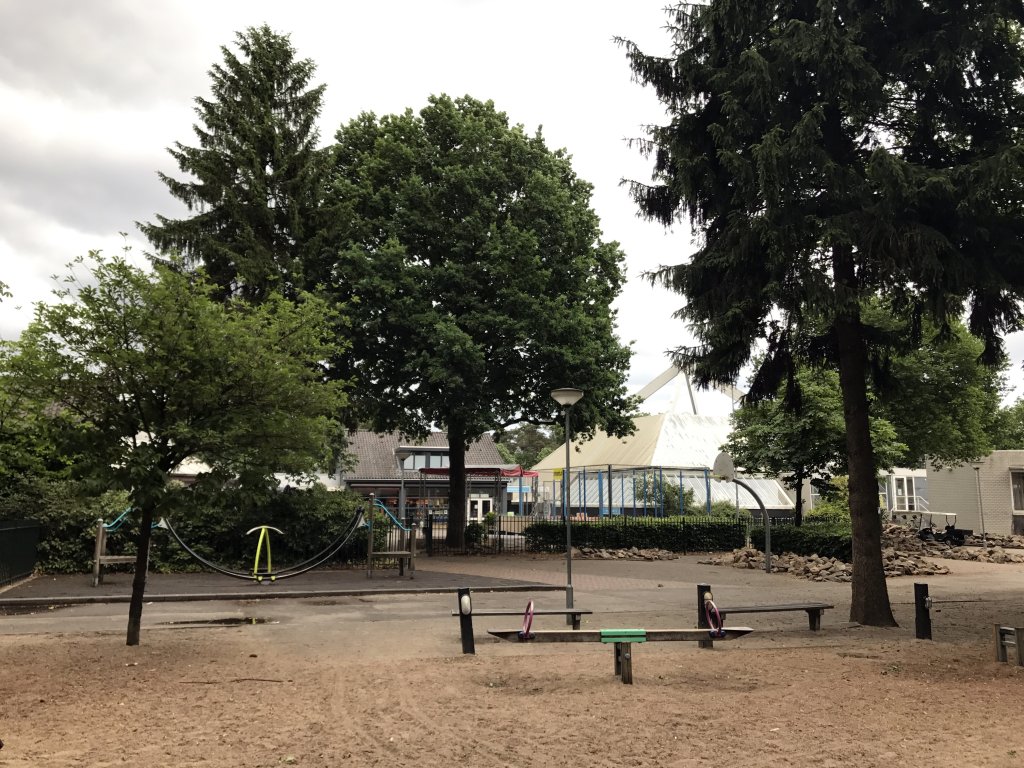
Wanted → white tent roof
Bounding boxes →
[533,365,794,510]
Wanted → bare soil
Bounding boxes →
[2,556,1024,767]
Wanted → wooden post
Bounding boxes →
[914,583,932,640]
[457,588,475,655]
[366,494,375,579]
[91,518,105,587]
[697,583,713,649]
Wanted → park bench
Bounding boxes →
[92,515,141,587]
[452,588,592,654]
[716,602,834,632]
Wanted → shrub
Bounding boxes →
[523,515,745,553]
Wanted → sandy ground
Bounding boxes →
[2,554,1024,768]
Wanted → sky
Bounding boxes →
[2,0,1021,416]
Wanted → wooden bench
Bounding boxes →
[717,602,834,632]
[92,518,140,587]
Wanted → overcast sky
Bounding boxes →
[2,0,1022,413]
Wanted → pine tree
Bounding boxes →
[622,1,1024,625]
[140,25,327,301]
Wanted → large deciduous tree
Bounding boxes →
[12,252,347,645]
[139,25,328,301]
[622,2,1024,625]
[723,365,904,526]
[326,95,635,547]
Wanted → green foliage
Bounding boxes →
[807,476,852,524]
[10,250,349,644]
[326,94,637,546]
[725,363,906,524]
[494,424,563,470]
[751,523,852,562]
[140,25,328,302]
[156,485,368,571]
[991,398,1024,450]
[0,476,129,573]
[870,314,1004,467]
[631,473,699,515]
[523,516,745,553]
[464,521,486,549]
[622,2,1024,625]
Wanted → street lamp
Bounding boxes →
[551,387,584,616]
[395,447,414,524]
[972,462,987,543]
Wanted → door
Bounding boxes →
[467,495,493,521]
[894,477,916,512]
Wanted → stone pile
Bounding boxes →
[577,546,680,561]
[884,524,1024,564]
[697,547,949,582]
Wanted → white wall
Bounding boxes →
[926,451,1024,537]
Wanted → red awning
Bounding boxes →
[417,465,539,478]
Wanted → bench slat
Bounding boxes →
[718,603,833,613]
[452,609,592,617]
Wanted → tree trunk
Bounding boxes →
[445,424,467,550]
[125,504,154,646]
[833,249,897,627]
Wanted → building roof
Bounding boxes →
[341,430,504,482]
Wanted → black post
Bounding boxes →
[914,582,932,640]
[457,587,475,654]
[697,582,713,649]
[425,513,433,556]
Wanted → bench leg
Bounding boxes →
[571,612,581,630]
[807,610,822,632]
[614,642,633,684]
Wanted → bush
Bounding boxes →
[523,515,745,553]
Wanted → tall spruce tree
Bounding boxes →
[622,2,1024,625]
[140,25,327,301]
[326,95,635,548]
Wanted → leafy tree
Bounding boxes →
[326,95,636,547]
[139,25,328,301]
[872,315,1005,467]
[991,398,1024,449]
[622,2,1024,626]
[12,251,347,645]
[494,424,563,470]
[724,365,905,526]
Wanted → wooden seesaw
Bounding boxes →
[487,627,754,684]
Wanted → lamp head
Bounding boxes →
[550,387,584,407]
[394,446,414,467]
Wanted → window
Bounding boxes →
[1012,472,1024,512]
[894,477,916,512]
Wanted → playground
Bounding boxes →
[1,553,1023,767]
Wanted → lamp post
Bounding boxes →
[395,447,414,524]
[972,462,987,543]
[551,387,584,616]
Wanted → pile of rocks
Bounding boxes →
[577,546,680,561]
[697,547,949,582]
[884,524,1024,564]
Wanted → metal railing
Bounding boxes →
[0,519,40,586]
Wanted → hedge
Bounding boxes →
[524,515,746,553]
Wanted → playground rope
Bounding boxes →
[704,596,727,639]
[519,600,535,640]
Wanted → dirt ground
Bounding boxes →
[2,555,1024,768]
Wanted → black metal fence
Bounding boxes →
[0,519,40,586]
[414,513,752,556]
